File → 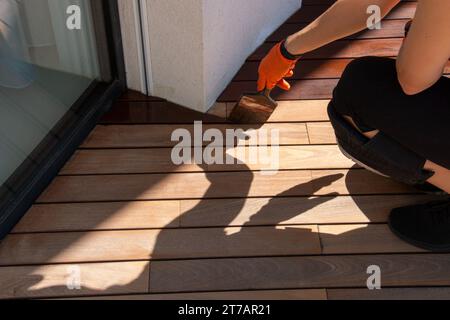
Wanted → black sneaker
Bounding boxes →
[414,182,447,196]
[389,200,450,252]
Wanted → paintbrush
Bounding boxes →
[228,88,277,124]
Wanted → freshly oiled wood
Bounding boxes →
[249,39,403,61]
[180,195,436,228]
[0,261,149,299]
[69,289,327,300]
[235,55,450,84]
[218,79,338,102]
[328,287,450,300]
[235,59,351,81]
[81,123,309,148]
[14,195,435,233]
[149,254,450,293]
[307,122,336,144]
[37,169,414,203]
[101,101,227,125]
[270,20,410,42]
[319,224,424,254]
[13,201,181,233]
[117,90,163,102]
[60,145,355,175]
[0,226,320,265]
[287,2,416,23]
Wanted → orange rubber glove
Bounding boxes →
[257,42,299,92]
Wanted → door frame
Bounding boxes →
[0,0,127,239]
[117,0,153,95]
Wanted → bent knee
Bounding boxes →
[332,57,397,118]
[337,57,395,95]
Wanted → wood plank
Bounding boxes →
[0,261,149,299]
[60,145,356,175]
[117,90,163,102]
[236,59,450,82]
[13,201,181,233]
[210,145,357,171]
[218,79,338,102]
[235,59,351,81]
[69,289,327,300]
[101,101,227,125]
[81,123,309,148]
[104,99,329,125]
[14,195,435,233]
[37,169,414,203]
[270,20,410,42]
[328,288,450,300]
[249,39,403,61]
[0,225,320,265]
[287,2,416,23]
[224,100,331,123]
[180,195,436,228]
[149,254,450,293]
[307,122,336,144]
[319,224,424,254]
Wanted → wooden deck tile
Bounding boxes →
[69,289,327,300]
[287,2,416,24]
[149,254,450,293]
[60,145,356,175]
[328,287,450,300]
[0,226,320,265]
[81,123,309,148]
[5,0,447,300]
[13,194,436,233]
[36,169,414,203]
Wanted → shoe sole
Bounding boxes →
[339,144,447,196]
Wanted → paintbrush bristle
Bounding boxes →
[229,93,278,124]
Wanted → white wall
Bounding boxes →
[146,0,205,109]
[202,0,301,111]
[126,0,302,112]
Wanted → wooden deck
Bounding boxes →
[1,0,450,300]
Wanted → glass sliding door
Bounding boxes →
[0,0,124,237]
[0,0,103,186]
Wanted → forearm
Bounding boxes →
[285,0,400,55]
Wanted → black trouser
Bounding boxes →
[329,56,450,185]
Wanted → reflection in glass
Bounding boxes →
[0,0,100,186]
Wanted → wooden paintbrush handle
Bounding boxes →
[261,88,272,98]
[261,88,278,107]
